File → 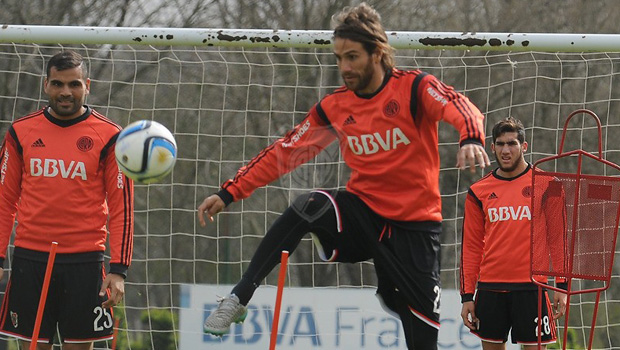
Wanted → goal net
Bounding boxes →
[1,28,620,350]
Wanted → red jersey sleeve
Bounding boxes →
[221,105,337,202]
[460,189,486,300]
[0,129,23,262]
[103,140,134,274]
[418,74,485,146]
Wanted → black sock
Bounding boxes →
[229,192,336,306]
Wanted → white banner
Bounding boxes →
[179,285,517,350]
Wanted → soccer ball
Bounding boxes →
[115,120,177,184]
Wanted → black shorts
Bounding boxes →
[309,190,442,327]
[0,256,114,344]
[473,289,558,345]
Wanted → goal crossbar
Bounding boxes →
[2,25,620,52]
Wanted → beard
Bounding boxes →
[49,98,83,118]
[496,151,524,173]
[342,59,375,92]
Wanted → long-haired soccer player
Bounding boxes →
[0,51,134,350]
[198,3,490,349]
[460,117,567,350]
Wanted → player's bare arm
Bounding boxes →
[197,194,225,227]
[457,143,491,173]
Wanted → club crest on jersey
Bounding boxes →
[347,127,410,155]
[487,205,531,222]
[77,136,94,152]
[522,185,532,198]
[383,99,400,117]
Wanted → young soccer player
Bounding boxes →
[198,3,490,349]
[460,117,567,349]
[0,51,134,350]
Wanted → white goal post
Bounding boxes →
[3,25,620,51]
[1,26,620,350]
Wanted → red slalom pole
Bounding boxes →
[111,317,121,350]
[269,250,289,350]
[30,241,58,350]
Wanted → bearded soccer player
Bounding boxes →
[460,117,567,350]
[198,3,490,349]
[0,51,134,350]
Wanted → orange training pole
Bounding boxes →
[269,250,289,350]
[30,241,58,350]
[111,317,121,350]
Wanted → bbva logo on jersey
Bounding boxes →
[30,158,87,180]
[347,127,411,155]
[487,205,531,222]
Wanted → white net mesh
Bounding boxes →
[1,42,620,349]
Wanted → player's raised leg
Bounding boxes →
[204,191,338,336]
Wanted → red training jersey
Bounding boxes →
[459,165,566,301]
[0,107,134,275]
[219,69,485,222]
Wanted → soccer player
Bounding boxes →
[459,117,567,349]
[198,3,489,349]
[0,51,134,350]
